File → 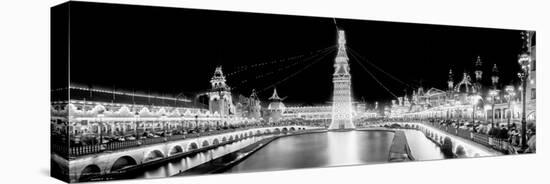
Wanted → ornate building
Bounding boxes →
[266,88,286,123]
[389,52,535,127]
[329,30,355,130]
[207,66,235,116]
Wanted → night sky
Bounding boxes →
[62,1,528,106]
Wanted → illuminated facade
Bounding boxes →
[266,88,286,122]
[51,86,260,141]
[207,66,235,116]
[329,30,355,130]
[389,52,535,125]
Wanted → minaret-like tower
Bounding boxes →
[329,30,355,130]
[491,64,499,88]
[448,69,454,91]
[207,66,234,116]
[474,56,483,81]
[473,56,483,93]
[267,88,285,122]
[247,89,262,119]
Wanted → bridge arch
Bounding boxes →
[274,128,281,134]
[188,142,199,151]
[290,127,296,131]
[110,156,137,172]
[228,135,234,141]
[79,164,101,182]
[222,137,227,142]
[282,127,288,133]
[168,145,184,156]
[212,138,220,145]
[202,140,210,147]
[256,130,262,135]
[266,129,271,134]
[249,131,253,137]
[144,150,165,162]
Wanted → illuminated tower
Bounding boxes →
[329,30,355,130]
[207,66,234,116]
[448,69,454,91]
[473,56,483,93]
[491,64,499,88]
[267,88,285,122]
[474,56,483,81]
[248,89,262,119]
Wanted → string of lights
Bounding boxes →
[231,46,335,90]
[347,47,415,89]
[226,45,335,77]
[258,48,336,93]
[348,50,399,99]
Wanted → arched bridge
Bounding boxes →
[68,125,318,182]
[380,122,501,158]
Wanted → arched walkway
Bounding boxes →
[79,164,101,182]
[168,145,184,156]
[188,142,199,151]
[212,139,220,145]
[111,156,137,172]
[143,150,164,162]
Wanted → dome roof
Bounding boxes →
[454,73,475,93]
[268,101,286,111]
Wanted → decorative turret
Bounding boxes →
[248,89,261,119]
[448,69,454,91]
[207,66,234,116]
[474,56,483,82]
[455,72,474,94]
[334,30,351,77]
[267,88,285,122]
[210,66,230,90]
[268,88,282,101]
[491,64,499,88]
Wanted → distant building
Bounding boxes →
[207,66,235,116]
[265,88,286,122]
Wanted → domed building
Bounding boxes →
[266,88,285,122]
[453,72,478,103]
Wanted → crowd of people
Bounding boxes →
[58,118,328,147]
[383,117,536,154]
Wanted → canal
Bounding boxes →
[226,130,395,173]
[132,129,444,178]
[226,129,444,173]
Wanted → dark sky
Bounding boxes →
[62,1,528,105]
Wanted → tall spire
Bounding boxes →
[491,64,499,87]
[250,89,258,99]
[474,56,483,81]
[448,68,454,90]
[329,29,354,130]
[210,66,228,90]
[269,88,282,101]
[334,30,350,76]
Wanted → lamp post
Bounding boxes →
[488,90,499,128]
[505,85,516,130]
[517,30,533,151]
[98,114,104,145]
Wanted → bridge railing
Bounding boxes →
[57,124,321,158]
[418,122,509,153]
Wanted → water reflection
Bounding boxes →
[402,129,445,160]
[226,131,395,173]
[135,134,276,179]
[133,130,444,178]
